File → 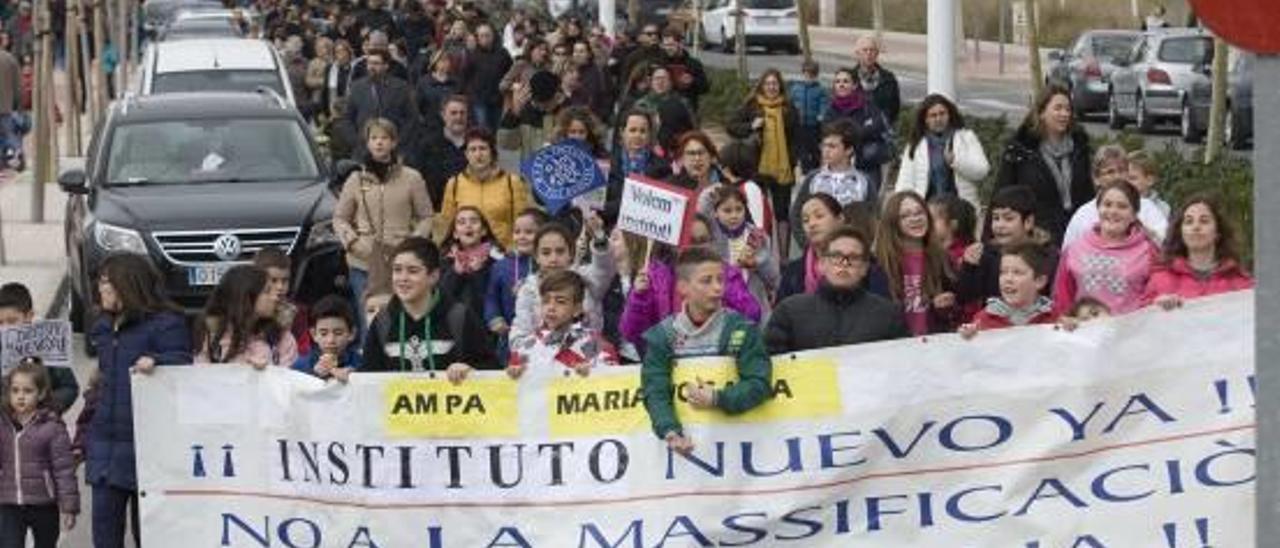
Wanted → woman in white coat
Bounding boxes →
[894,94,989,211]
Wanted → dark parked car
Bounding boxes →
[1045,30,1141,117]
[58,92,351,330]
[1107,28,1214,133]
[1184,50,1252,148]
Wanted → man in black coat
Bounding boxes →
[660,27,710,112]
[340,49,421,165]
[418,95,471,207]
[347,30,411,87]
[767,227,909,354]
[463,23,513,132]
[853,36,902,124]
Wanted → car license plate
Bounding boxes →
[757,16,778,25]
[188,264,233,286]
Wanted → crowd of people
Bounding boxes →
[0,1,1257,547]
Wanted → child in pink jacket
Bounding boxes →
[1053,182,1159,315]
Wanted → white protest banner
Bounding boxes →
[135,291,1254,547]
[616,175,696,246]
[0,319,73,370]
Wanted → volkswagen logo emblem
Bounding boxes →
[212,233,243,262]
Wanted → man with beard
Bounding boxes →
[341,49,421,165]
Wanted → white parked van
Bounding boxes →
[139,38,297,107]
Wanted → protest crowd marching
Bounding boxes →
[0,0,1258,546]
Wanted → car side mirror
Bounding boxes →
[330,159,360,193]
[57,168,88,195]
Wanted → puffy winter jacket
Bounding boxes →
[994,124,1094,244]
[1142,257,1254,303]
[1053,225,1159,315]
[893,129,990,210]
[436,169,534,250]
[788,80,830,128]
[87,312,191,490]
[0,409,79,512]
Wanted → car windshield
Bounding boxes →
[1092,35,1138,61]
[164,20,241,40]
[153,70,284,96]
[105,118,319,185]
[1159,37,1212,64]
[745,0,794,8]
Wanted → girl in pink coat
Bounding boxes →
[1053,181,1160,315]
[1144,194,1253,309]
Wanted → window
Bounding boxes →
[1158,37,1213,64]
[1091,35,1139,62]
[744,0,794,9]
[105,118,319,185]
[153,70,285,96]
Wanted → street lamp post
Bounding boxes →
[926,0,956,98]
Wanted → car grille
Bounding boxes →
[151,227,300,265]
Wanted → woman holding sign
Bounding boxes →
[604,109,670,226]
[437,128,534,250]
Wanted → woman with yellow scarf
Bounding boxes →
[727,69,800,258]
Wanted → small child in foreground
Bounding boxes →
[292,295,363,382]
[640,247,773,455]
[507,270,618,378]
[959,243,1058,338]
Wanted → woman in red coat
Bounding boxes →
[1144,194,1253,309]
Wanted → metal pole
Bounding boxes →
[64,0,83,156]
[926,0,956,98]
[1255,53,1280,547]
[92,0,107,124]
[598,0,616,37]
[31,0,51,223]
[998,0,1006,74]
[819,0,835,27]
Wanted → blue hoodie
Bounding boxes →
[788,79,831,128]
[292,343,363,377]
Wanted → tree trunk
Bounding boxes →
[1026,0,1043,99]
[735,0,747,79]
[64,0,83,155]
[872,0,884,41]
[691,0,703,54]
[627,0,640,28]
[92,0,107,126]
[1204,38,1230,163]
[797,0,812,64]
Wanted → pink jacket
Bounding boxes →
[0,409,80,513]
[1143,257,1254,303]
[1053,225,1159,315]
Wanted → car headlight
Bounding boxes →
[306,219,339,249]
[94,222,148,254]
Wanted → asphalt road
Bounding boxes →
[696,49,1247,159]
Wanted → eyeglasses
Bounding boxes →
[642,30,658,36]
[683,148,709,157]
[822,252,867,267]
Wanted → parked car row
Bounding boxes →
[1046,26,1251,148]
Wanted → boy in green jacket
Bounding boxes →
[641,247,772,455]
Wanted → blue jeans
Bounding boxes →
[348,266,369,346]
[92,485,140,548]
[472,102,501,133]
[0,113,22,161]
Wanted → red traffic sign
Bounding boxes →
[1189,0,1280,53]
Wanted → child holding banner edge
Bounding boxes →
[641,247,772,454]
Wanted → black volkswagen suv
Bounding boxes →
[58,91,349,330]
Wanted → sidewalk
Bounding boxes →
[809,25,1034,84]
[0,66,84,317]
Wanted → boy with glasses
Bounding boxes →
[765,227,909,353]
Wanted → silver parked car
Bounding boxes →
[1107,28,1213,133]
[1184,50,1252,148]
[1046,30,1141,116]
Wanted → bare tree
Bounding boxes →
[1026,0,1044,99]
[1204,37,1229,163]
[872,0,884,41]
[735,0,747,79]
[797,0,813,64]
